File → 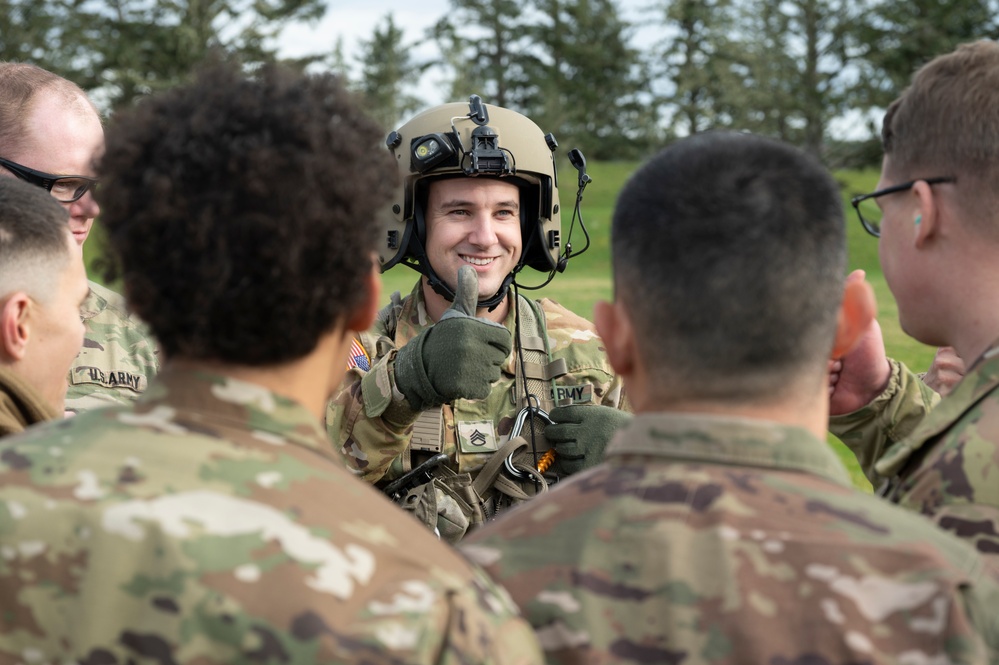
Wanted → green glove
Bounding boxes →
[394,265,513,411]
[546,404,632,476]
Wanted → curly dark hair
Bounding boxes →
[97,62,397,365]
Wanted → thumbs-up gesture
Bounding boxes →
[393,266,513,410]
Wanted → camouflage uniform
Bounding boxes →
[0,366,57,437]
[0,366,543,665]
[328,282,626,484]
[463,412,999,665]
[66,280,160,414]
[831,341,999,566]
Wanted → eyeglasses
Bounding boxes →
[851,177,956,238]
[0,157,98,204]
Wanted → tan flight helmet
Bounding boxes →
[379,95,565,309]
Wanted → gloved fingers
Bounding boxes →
[550,404,591,425]
[551,441,585,460]
[438,265,506,329]
[542,422,578,445]
[452,265,479,317]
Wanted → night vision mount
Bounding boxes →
[399,95,515,178]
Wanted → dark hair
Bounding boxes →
[611,132,845,403]
[98,62,396,364]
[0,177,71,301]
[882,40,999,234]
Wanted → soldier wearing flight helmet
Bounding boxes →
[327,96,629,542]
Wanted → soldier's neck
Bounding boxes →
[167,330,350,421]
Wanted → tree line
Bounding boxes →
[2,0,997,162]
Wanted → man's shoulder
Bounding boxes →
[0,408,536,662]
[466,456,990,580]
[533,297,608,363]
[464,460,999,661]
[534,297,596,332]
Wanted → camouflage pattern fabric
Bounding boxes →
[0,366,543,665]
[832,341,999,567]
[328,281,626,485]
[0,366,57,437]
[66,280,160,414]
[463,412,999,665]
[830,358,941,486]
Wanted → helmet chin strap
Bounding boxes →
[426,268,514,312]
[404,231,514,312]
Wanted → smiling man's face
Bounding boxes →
[424,177,522,303]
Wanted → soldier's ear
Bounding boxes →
[346,259,381,334]
[832,273,876,358]
[594,299,635,378]
[0,293,31,362]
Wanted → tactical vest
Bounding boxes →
[383,292,568,542]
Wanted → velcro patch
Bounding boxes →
[70,366,145,393]
[458,420,499,453]
[346,337,370,371]
[550,383,593,405]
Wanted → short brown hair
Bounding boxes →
[882,40,999,233]
[0,62,97,156]
[0,177,71,304]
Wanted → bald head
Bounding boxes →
[0,63,97,157]
[0,63,104,246]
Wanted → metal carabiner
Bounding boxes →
[504,405,556,479]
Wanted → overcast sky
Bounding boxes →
[275,1,870,139]
[276,0,658,108]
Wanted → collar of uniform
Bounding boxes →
[394,280,434,347]
[79,280,109,322]
[875,335,999,478]
[0,365,59,433]
[136,365,334,458]
[605,411,852,487]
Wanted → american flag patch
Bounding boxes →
[346,338,370,371]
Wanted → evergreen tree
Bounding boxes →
[527,0,655,159]
[430,0,535,107]
[355,14,427,130]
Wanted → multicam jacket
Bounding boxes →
[831,340,999,567]
[327,281,625,484]
[0,366,543,665]
[463,412,999,665]
[66,280,160,414]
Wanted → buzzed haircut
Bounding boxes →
[0,177,72,304]
[611,132,845,404]
[97,61,397,365]
[0,62,97,156]
[882,40,999,236]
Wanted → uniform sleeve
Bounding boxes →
[326,329,422,484]
[829,358,941,484]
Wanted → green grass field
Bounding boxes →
[85,162,935,490]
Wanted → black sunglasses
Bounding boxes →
[0,156,98,204]
[851,177,956,238]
